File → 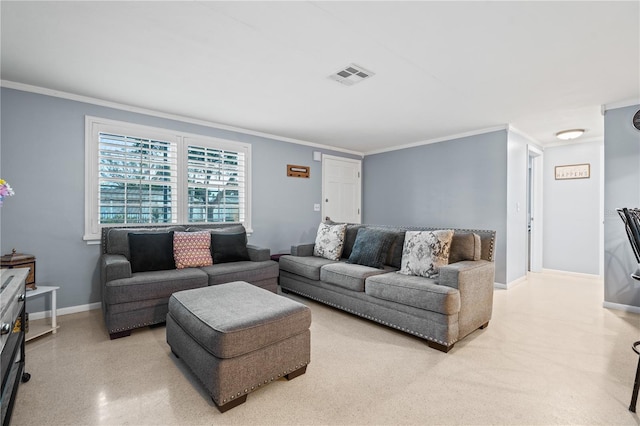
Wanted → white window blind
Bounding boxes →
[84,117,252,241]
[98,133,178,225]
[186,143,246,224]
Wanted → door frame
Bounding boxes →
[528,145,543,272]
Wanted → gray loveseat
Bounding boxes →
[279,224,496,352]
[100,224,279,339]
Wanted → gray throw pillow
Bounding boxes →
[347,228,394,269]
[449,232,482,263]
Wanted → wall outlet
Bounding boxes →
[314,203,320,211]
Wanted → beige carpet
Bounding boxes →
[10,272,640,425]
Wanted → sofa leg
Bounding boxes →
[285,366,307,380]
[215,394,247,413]
[479,321,489,330]
[109,330,131,340]
[427,341,453,353]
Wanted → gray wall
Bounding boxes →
[543,141,603,275]
[0,87,358,311]
[362,130,509,284]
[604,104,640,308]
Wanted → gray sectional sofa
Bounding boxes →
[279,224,496,352]
[100,224,278,339]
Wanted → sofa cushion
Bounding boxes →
[200,260,279,286]
[341,224,365,259]
[128,232,176,273]
[105,267,208,304]
[313,222,347,261]
[106,226,186,259]
[320,262,389,292]
[365,273,460,315]
[173,231,213,269]
[279,255,337,280]
[449,232,482,263]
[210,231,250,263]
[347,227,394,269]
[399,230,454,278]
[385,229,406,269]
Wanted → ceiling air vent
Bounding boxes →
[329,64,375,86]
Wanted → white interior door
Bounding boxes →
[322,155,362,223]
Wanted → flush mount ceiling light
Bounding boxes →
[555,129,585,140]
[329,63,375,86]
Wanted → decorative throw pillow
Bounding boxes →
[347,228,394,269]
[313,222,347,261]
[341,224,364,259]
[128,232,176,273]
[399,230,454,278]
[448,232,482,264]
[173,231,213,269]
[211,232,250,263]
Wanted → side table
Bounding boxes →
[25,285,60,341]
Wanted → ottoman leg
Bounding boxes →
[285,366,307,380]
[215,395,247,413]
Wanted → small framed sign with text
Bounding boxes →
[555,163,590,180]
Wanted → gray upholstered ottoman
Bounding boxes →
[166,281,311,412]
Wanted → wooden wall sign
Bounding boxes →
[287,164,310,178]
[555,163,590,180]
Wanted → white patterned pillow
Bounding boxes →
[399,230,454,278]
[313,223,347,261]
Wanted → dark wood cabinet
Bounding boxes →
[1,268,30,426]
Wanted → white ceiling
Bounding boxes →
[2,1,639,154]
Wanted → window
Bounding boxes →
[84,117,251,241]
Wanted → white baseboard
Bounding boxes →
[28,302,101,320]
[603,301,640,314]
[541,268,602,280]
[494,275,527,290]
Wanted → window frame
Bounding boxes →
[84,116,252,242]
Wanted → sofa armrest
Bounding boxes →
[439,260,494,290]
[291,243,315,257]
[439,260,495,339]
[247,244,271,262]
[101,254,132,284]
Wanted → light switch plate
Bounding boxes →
[314,203,320,211]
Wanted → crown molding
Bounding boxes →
[602,98,640,114]
[507,126,542,145]
[1,80,364,157]
[364,125,509,156]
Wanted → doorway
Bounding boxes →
[321,155,362,223]
[527,145,543,272]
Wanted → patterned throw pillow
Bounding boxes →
[173,231,213,269]
[399,230,454,278]
[313,223,347,261]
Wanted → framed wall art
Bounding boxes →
[555,163,590,180]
